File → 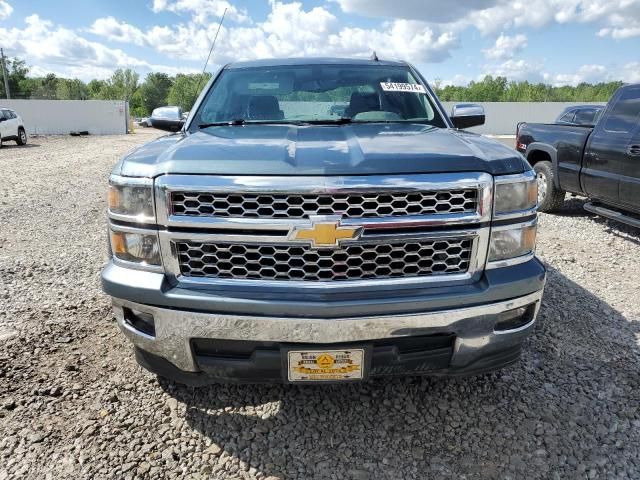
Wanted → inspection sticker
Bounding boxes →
[380,82,426,93]
[248,82,280,90]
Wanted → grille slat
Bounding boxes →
[170,190,478,219]
[176,239,472,282]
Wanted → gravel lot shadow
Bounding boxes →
[0,143,40,151]
[158,266,640,480]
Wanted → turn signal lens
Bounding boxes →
[489,223,537,262]
[110,230,161,267]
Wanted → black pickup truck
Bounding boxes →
[516,84,640,227]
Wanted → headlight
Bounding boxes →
[108,176,154,222]
[494,170,537,217]
[488,221,537,265]
[110,229,161,267]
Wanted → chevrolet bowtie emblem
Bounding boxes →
[291,217,362,248]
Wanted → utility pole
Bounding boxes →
[0,48,10,99]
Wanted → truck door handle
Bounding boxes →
[628,145,640,156]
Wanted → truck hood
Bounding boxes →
[118,124,526,177]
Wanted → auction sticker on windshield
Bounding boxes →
[287,349,365,382]
[381,82,426,93]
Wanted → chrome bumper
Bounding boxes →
[112,289,544,373]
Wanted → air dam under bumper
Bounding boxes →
[109,281,545,384]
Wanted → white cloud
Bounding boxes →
[141,2,458,64]
[3,0,638,86]
[0,15,193,81]
[326,21,458,63]
[483,59,546,83]
[437,74,472,87]
[548,62,640,86]
[596,10,640,39]
[0,0,12,20]
[551,64,608,86]
[89,17,147,46]
[483,34,527,60]
[151,0,250,24]
[334,0,640,38]
[334,0,497,24]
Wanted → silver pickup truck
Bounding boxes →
[102,58,546,384]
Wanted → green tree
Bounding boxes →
[0,57,31,98]
[434,77,624,102]
[167,73,211,111]
[129,89,146,117]
[30,73,59,99]
[108,68,139,102]
[87,79,107,100]
[56,78,89,100]
[139,72,173,115]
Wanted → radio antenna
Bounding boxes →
[196,8,227,92]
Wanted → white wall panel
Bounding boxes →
[0,100,128,135]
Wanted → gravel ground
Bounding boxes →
[1,131,639,480]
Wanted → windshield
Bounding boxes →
[192,64,447,127]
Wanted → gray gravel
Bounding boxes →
[1,132,639,479]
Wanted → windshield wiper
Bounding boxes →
[199,119,313,128]
[198,119,247,128]
[301,117,353,125]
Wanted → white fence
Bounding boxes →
[441,102,606,135]
[1,99,605,136]
[0,100,128,135]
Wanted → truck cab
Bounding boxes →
[102,58,546,385]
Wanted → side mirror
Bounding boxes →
[450,103,485,129]
[150,117,185,132]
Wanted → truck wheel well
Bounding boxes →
[526,150,551,166]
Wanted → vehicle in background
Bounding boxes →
[138,117,152,128]
[182,111,190,121]
[103,57,545,385]
[555,105,605,126]
[516,84,640,227]
[150,106,184,131]
[0,108,28,147]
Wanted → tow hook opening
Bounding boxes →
[494,304,536,332]
[123,307,156,337]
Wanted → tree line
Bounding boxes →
[0,57,211,116]
[1,57,626,116]
[433,76,623,102]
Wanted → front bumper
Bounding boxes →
[103,258,546,383]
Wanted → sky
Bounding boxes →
[0,0,638,87]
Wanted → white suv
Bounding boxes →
[0,108,28,147]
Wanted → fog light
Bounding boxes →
[123,307,155,337]
[494,304,536,332]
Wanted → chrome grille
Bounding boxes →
[170,190,478,219]
[176,238,473,282]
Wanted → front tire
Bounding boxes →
[17,127,27,146]
[534,161,565,213]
